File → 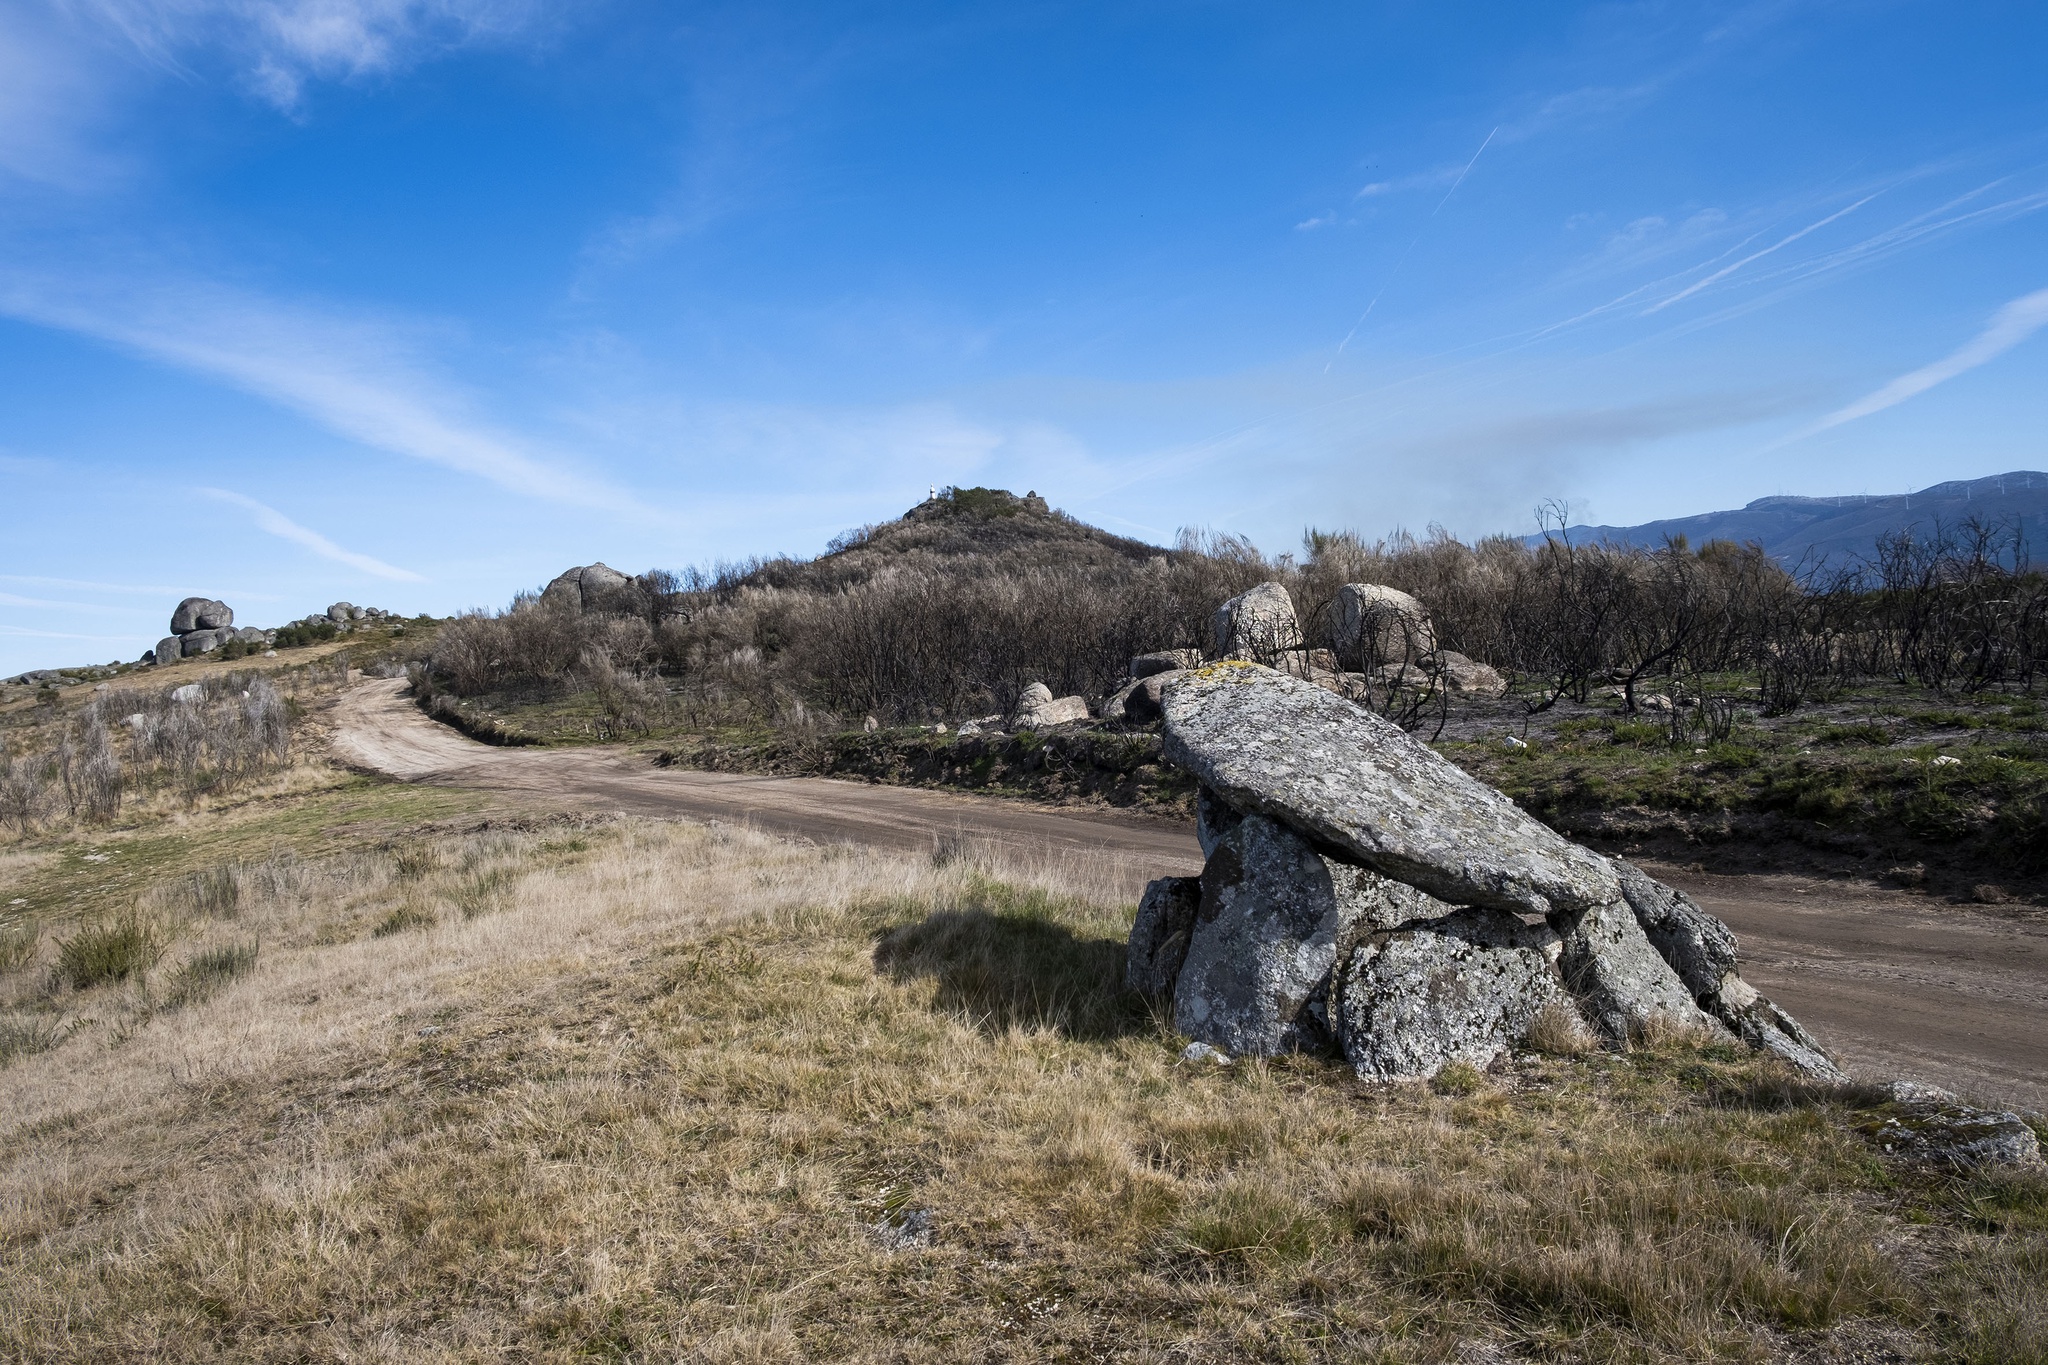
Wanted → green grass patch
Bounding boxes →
[162,941,259,1008]
[0,1013,69,1067]
[372,902,436,937]
[0,921,37,974]
[52,911,167,990]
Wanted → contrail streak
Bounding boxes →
[1643,191,1880,313]
[1327,127,1499,371]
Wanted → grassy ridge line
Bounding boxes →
[1,811,2043,1360]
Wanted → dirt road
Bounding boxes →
[334,680,2047,1111]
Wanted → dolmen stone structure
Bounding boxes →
[1127,661,1841,1082]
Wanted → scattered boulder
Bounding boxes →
[1858,1084,2044,1170]
[1012,682,1090,728]
[1132,649,1201,678]
[171,684,203,704]
[154,637,183,667]
[181,628,227,657]
[1439,650,1508,697]
[326,602,357,624]
[170,597,233,633]
[1104,669,1185,724]
[1373,661,1434,688]
[1332,583,1434,669]
[541,563,633,613]
[1212,582,1300,662]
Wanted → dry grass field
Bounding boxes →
[3,789,2045,1362]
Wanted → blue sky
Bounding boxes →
[3,1,2046,673]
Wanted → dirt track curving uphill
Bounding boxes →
[334,679,2048,1112]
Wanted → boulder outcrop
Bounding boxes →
[1332,583,1433,668]
[542,563,633,613]
[1135,661,1843,1085]
[1212,582,1300,662]
[153,598,285,664]
[170,597,233,633]
[1012,681,1090,728]
[1131,649,1201,678]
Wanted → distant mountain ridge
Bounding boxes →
[1535,471,2048,564]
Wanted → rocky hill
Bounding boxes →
[738,485,1164,592]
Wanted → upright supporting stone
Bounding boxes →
[1174,811,1455,1057]
[1337,908,1565,1081]
[1125,876,1200,996]
[1555,897,1723,1045]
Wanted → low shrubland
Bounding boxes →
[0,661,348,837]
[1,810,2043,1361]
[418,490,2048,733]
[396,492,2048,887]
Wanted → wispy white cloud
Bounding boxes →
[0,574,179,594]
[0,266,647,514]
[1798,285,2048,436]
[1354,166,1462,199]
[1713,183,2048,302]
[0,591,128,612]
[74,0,556,109]
[0,625,141,642]
[0,0,555,189]
[0,5,129,188]
[1295,212,1336,231]
[1521,172,2048,355]
[201,488,426,580]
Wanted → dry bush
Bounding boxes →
[425,498,2048,747]
[0,745,50,833]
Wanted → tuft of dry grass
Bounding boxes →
[1526,995,1598,1055]
[0,814,2042,1362]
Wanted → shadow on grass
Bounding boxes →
[874,906,1146,1042]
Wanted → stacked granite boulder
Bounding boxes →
[1127,661,1840,1082]
[150,598,393,664]
[153,598,276,665]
